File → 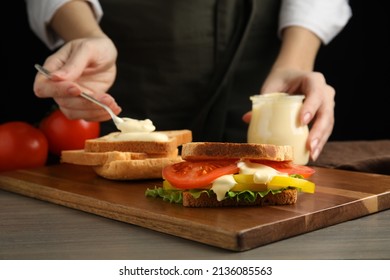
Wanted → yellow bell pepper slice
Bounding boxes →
[268,175,315,194]
[231,174,267,192]
[163,180,181,190]
[233,174,255,184]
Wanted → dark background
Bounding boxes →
[2,1,54,125]
[315,0,389,140]
[2,0,387,140]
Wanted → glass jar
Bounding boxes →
[247,92,309,165]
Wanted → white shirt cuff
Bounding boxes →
[278,0,352,44]
[26,0,103,50]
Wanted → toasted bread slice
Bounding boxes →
[93,156,183,180]
[61,148,179,165]
[84,129,192,155]
[61,149,147,166]
[182,188,297,207]
[181,142,293,162]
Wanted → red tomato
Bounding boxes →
[162,160,239,189]
[39,109,100,156]
[0,122,48,172]
[251,160,315,178]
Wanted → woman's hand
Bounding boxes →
[243,26,335,162]
[34,36,122,122]
[243,67,335,162]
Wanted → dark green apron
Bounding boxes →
[99,0,281,142]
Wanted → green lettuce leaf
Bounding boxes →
[145,187,289,204]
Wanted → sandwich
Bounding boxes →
[61,129,192,180]
[145,142,315,207]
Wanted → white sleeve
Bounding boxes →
[279,0,352,44]
[25,0,103,50]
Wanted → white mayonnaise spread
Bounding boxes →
[210,160,288,201]
[111,117,169,142]
[117,118,155,133]
[237,161,286,184]
[108,132,169,142]
[210,175,237,201]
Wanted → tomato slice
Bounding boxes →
[162,160,239,189]
[250,160,315,178]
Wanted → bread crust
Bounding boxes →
[61,149,147,166]
[182,142,293,162]
[84,130,192,154]
[182,189,297,207]
[93,157,183,180]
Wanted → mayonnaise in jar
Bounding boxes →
[247,92,310,165]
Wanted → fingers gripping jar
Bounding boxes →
[247,92,310,165]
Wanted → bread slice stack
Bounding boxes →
[61,129,192,180]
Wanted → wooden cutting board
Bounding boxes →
[0,164,389,251]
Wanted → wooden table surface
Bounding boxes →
[1,187,390,260]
